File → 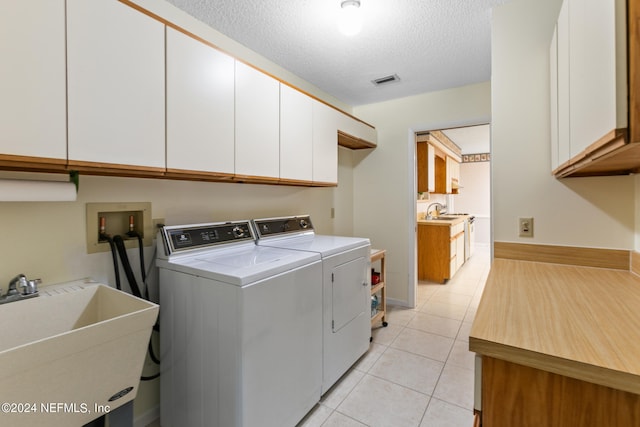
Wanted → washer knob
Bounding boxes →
[299,219,309,229]
[232,226,245,238]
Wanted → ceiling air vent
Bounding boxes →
[372,74,400,86]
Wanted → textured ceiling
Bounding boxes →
[165,0,511,107]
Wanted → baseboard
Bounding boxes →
[134,405,159,427]
[493,241,629,270]
[632,251,640,276]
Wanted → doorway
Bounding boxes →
[412,124,491,307]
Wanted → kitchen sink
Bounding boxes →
[428,216,459,220]
[0,280,158,427]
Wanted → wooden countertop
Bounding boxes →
[469,258,640,395]
[417,215,467,226]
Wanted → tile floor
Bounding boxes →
[147,246,490,427]
[297,245,490,427]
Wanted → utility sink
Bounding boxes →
[0,280,158,427]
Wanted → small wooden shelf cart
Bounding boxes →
[370,248,388,330]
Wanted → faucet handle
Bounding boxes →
[20,278,40,295]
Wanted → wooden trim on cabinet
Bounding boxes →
[67,160,166,177]
[232,174,281,185]
[0,154,68,172]
[337,130,376,150]
[164,168,235,182]
[310,181,338,187]
[277,177,330,187]
[553,128,635,177]
[429,130,462,158]
[493,241,630,270]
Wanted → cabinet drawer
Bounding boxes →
[451,222,464,236]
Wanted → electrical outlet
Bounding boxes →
[519,217,534,237]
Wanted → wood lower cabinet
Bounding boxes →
[418,222,464,283]
[480,356,640,427]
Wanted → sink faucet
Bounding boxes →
[1,274,40,304]
[426,202,446,219]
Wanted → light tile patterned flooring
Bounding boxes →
[297,246,490,427]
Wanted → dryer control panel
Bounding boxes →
[252,215,314,239]
[161,221,255,255]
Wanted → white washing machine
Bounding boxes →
[156,220,322,427]
[252,215,371,394]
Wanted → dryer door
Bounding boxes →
[332,256,367,332]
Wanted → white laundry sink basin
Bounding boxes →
[0,281,158,427]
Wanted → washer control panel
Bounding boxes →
[252,215,314,239]
[161,221,255,255]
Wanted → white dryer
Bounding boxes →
[252,215,371,393]
[156,220,322,427]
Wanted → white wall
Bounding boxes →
[352,82,491,306]
[491,0,635,250]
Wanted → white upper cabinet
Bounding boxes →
[166,27,235,175]
[67,0,165,170]
[550,0,631,176]
[280,84,313,182]
[312,101,339,184]
[557,0,571,167]
[551,0,571,170]
[568,0,624,157]
[235,61,280,178]
[549,26,559,171]
[0,0,66,161]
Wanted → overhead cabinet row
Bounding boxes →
[0,0,376,186]
[549,0,639,177]
[416,131,462,194]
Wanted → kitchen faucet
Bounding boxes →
[426,202,447,219]
[0,274,40,304]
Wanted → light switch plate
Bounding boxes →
[519,217,534,237]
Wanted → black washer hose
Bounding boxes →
[110,234,160,379]
[101,234,121,291]
[113,235,142,299]
[127,231,149,299]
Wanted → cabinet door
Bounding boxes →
[312,101,338,184]
[67,0,165,170]
[568,0,620,157]
[449,157,461,192]
[549,26,559,171]
[456,234,465,271]
[280,84,313,182]
[166,28,234,175]
[417,142,435,193]
[557,0,571,166]
[235,61,280,178]
[0,0,66,160]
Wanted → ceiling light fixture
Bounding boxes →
[338,0,363,37]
